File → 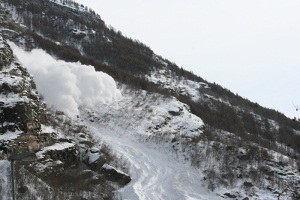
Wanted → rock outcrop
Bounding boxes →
[0,35,48,156]
[0,35,14,68]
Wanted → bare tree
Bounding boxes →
[293,104,299,121]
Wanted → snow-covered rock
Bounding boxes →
[82,88,205,142]
[146,68,209,101]
[101,163,131,185]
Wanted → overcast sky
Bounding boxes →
[75,0,300,118]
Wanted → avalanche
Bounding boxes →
[9,42,121,117]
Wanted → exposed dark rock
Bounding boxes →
[0,36,14,68]
[78,170,94,180]
[168,110,181,116]
[79,140,94,147]
[89,175,105,185]
[78,133,86,138]
[277,172,287,176]
[58,138,73,143]
[224,193,237,198]
[225,145,237,151]
[0,146,8,154]
[171,137,177,143]
[243,181,253,187]
[18,185,29,194]
[101,164,131,185]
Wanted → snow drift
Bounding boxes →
[9,42,121,117]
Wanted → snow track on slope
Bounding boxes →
[86,121,219,200]
[0,160,12,200]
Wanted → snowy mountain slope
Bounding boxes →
[0,36,130,199]
[77,89,300,200]
[81,88,204,140]
[86,125,214,200]
[1,0,300,199]
[78,90,219,200]
[146,67,209,101]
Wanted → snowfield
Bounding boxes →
[77,89,289,200]
[81,113,217,200]
[77,90,221,200]
[92,126,215,200]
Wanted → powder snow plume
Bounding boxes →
[9,42,122,117]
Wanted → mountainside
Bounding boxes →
[0,33,130,199]
[1,0,300,199]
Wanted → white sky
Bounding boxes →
[75,0,300,118]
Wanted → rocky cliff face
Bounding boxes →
[0,35,48,155]
[0,35,14,69]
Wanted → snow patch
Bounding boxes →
[0,36,5,48]
[0,129,22,141]
[36,142,75,159]
[86,147,100,164]
[102,163,129,176]
[40,124,56,134]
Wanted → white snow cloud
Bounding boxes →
[9,42,122,117]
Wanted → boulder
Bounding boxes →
[101,164,131,185]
